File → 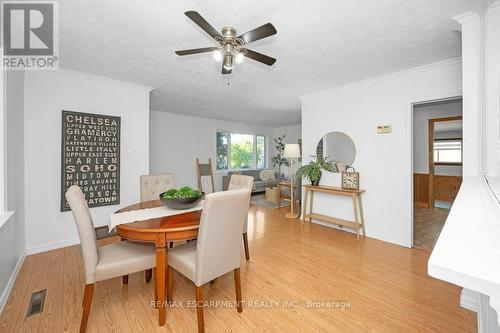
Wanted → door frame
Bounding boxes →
[410,94,462,248]
[427,116,463,208]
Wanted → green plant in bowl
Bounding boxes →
[160,186,204,210]
[161,186,202,199]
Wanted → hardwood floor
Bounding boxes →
[0,205,475,332]
[414,207,449,251]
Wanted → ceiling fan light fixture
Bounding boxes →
[235,52,244,64]
[213,49,223,62]
[223,53,234,70]
[174,11,277,75]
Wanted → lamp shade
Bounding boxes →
[283,143,301,158]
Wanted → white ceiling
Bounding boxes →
[59,0,476,126]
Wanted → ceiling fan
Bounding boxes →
[175,11,277,74]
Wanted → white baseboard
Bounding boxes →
[309,219,409,247]
[26,237,80,255]
[0,250,26,315]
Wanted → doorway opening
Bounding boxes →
[412,97,463,251]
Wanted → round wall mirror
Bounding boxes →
[316,132,356,171]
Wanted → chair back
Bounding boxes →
[140,174,174,201]
[196,158,215,193]
[65,185,98,284]
[195,189,251,286]
[227,174,254,191]
[227,174,253,232]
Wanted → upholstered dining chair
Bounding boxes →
[227,174,254,260]
[140,173,174,201]
[167,189,251,333]
[65,185,157,333]
[140,173,175,251]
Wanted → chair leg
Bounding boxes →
[195,285,205,333]
[242,233,250,260]
[234,268,243,313]
[145,269,152,283]
[80,283,94,333]
[120,238,129,285]
[169,241,174,248]
[167,266,174,304]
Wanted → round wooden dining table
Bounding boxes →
[115,200,202,326]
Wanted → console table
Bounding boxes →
[302,184,366,240]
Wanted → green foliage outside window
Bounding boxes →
[216,131,228,170]
[216,131,266,170]
[231,133,254,169]
[231,142,254,169]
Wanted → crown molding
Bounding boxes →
[453,11,480,24]
[488,0,500,13]
[300,58,462,101]
[490,0,500,8]
[56,68,154,92]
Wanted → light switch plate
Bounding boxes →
[377,125,392,134]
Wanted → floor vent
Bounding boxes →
[95,225,117,240]
[27,289,46,317]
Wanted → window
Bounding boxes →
[434,139,462,165]
[230,133,254,169]
[256,135,265,169]
[216,131,266,170]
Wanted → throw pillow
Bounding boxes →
[259,169,272,181]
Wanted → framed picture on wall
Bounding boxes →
[60,110,121,211]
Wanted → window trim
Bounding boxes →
[433,138,463,166]
[0,63,6,214]
[0,62,15,229]
[216,130,267,171]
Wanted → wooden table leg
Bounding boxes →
[153,268,158,306]
[352,194,360,240]
[277,183,281,209]
[309,191,314,222]
[358,194,366,237]
[155,235,167,326]
[302,188,308,221]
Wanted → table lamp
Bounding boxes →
[283,143,301,218]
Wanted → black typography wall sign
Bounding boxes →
[61,110,121,211]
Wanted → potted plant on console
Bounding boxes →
[296,156,334,186]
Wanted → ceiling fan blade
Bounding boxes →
[237,23,277,44]
[185,11,222,41]
[222,65,232,74]
[175,47,218,56]
[244,49,276,66]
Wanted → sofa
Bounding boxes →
[223,169,283,193]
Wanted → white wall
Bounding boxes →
[149,111,276,191]
[270,125,302,177]
[0,71,26,312]
[23,70,151,253]
[413,101,462,176]
[484,3,500,176]
[301,59,462,247]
